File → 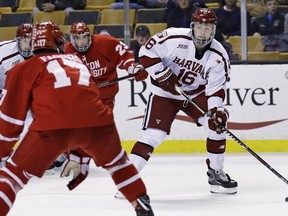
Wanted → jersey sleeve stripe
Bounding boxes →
[208,47,229,72]
[0,40,15,48]
[208,47,229,81]
[0,111,24,126]
[0,134,19,142]
[158,35,192,45]
[0,53,19,65]
[139,56,162,69]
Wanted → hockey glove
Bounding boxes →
[60,153,91,191]
[208,107,229,134]
[156,68,181,95]
[133,64,148,81]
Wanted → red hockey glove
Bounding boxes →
[60,153,91,191]
[208,107,229,134]
[133,64,148,81]
[156,68,181,95]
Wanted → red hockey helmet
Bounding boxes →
[70,22,92,52]
[17,23,33,38]
[31,21,65,54]
[191,8,217,24]
[16,23,33,58]
[191,8,217,47]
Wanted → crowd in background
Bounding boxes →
[1,0,288,60]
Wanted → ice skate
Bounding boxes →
[206,159,238,195]
[135,195,154,216]
[114,191,125,199]
[53,153,67,168]
[45,165,55,175]
[45,154,67,175]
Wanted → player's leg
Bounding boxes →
[0,161,32,216]
[47,99,116,174]
[129,93,183,172]
[0,130,68,215]
[82,124,154,215]
[183,93,237,194]
[113,94,182,199]
[129,128,166,172]
[199,115,238,194]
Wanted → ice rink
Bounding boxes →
[8,153,288,216]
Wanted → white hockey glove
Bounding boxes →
[208,107,229,134]
[60,153,91,191]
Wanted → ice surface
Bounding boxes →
[8,153,288,216]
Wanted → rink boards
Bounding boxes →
[115,64,288,153]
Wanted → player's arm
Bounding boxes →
[138,29,170,78]
[206,51,230,133]
[104,37,148,82]
[138,30,182,94]
[0,63,33,162]
[0,91,27,161]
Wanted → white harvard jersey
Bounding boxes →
[139,27,230,109]
[0,40,25,90]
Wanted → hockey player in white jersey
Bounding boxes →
[128,8,238,195]
[0,23,33,167]
[0,23,32,90]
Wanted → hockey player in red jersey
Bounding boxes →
[57,21,149,188]
[126,8,238,195]
[66,21,148,108]
[0,21,154,216]
[0,23,33,167]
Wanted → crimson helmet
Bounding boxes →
[31,22,66,54]
[70,22,92,52]
[17,23,33,38]
[16,23,33,58]
[190,8,217,47]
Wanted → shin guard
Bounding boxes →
[0,162,31,216]
[104,150,146,202]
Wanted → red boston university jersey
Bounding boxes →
[0,53,113,138]
[65,34,136,101]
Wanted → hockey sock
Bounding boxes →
[105,152,146,202]
[130,142,154,171]
[0,162,31,216]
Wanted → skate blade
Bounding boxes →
[114,192,125,200]
[210,185,237,195]
[44,168,55,175]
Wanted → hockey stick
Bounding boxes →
[174,85,288,185]
[97,73,137,88]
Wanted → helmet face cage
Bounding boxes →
[190,8,217,48]
[32,22,66,53]
[70,22,92,52]
[16,23,33,58]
